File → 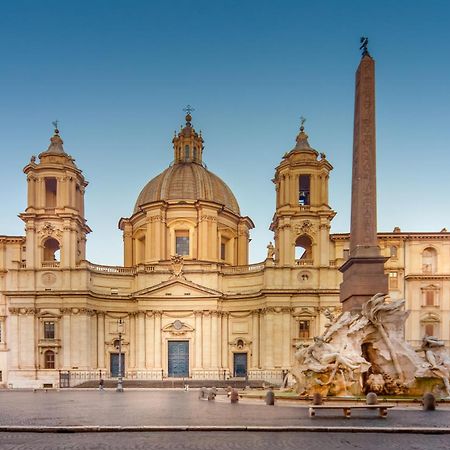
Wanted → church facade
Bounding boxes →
[0,112,449,388]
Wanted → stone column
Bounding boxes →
[211,311,218,368]
[251,310,260,369]
[145,312,155,368]
[90,312,98,368]
[281,308,291,368]
[19,312,35,369]
[273,309,283,367]
[137,312,146,368]
[280,177,285,206]
[154,217,161,261]
[210,220,218,260]
[129,314,136,368]
[339,49,388,312]
[27,176,35,208]
[290,174,296,206]
[194,311,203,369]
[264,309,274,368]
[154,312,162,369]
[146,217,153,262]
[202,311,211,368]
[97,312,105,369]
[61,309,71,369]
[221,312,229,369]
[237,224,249,266]
[319,223,331,266]
[8,311,19,369]
[78,312,90,369]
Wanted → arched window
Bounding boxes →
[44,350,55,369]
[175,230,189,256]
[295,235,312,264]
[184,145,190,160]
[45,177,57,208]
[43,238,60,262]
[193,147,197,160]
[299,175,311,205]
[422,247,437,274]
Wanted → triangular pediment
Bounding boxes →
[133,277,223,298]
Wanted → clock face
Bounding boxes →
[173,320,183,330]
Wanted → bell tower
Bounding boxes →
[19,125,91,269]
[270,120,335,267]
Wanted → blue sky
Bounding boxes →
[1,0,449,265]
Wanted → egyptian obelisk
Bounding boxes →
[339,38,388,312]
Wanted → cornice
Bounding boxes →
[404,274,450,281]
[331,232,450,241]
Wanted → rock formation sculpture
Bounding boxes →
[292,293,450,398]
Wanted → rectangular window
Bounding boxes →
[299,320,310,339]
[44,322,55,339]
[220,242,226,261]
[175,230,189,256]
[299,175,310,206]
[343,249,350,259]
[425,291,435,306]
[45,178,57,208]
[45,351,55,369]
[424,323,434,337]
[389,272,398,289]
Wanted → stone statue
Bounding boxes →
[266,242,275,259]
[421,336,450,397]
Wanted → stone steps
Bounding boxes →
[73,379,268,389]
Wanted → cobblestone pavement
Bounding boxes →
[0,390,449,429]
[1,432,449,450]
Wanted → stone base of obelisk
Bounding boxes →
[339,255,389,313]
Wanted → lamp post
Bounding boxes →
[116,318,124,392]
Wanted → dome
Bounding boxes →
[133,162,240,215]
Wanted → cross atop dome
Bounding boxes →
[182,105,195,126]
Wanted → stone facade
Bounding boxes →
[0,117,449,389]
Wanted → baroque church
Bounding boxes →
[0,100,449,390]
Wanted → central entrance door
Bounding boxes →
[168,341,189,377]
[110,353,125,377]
[233,352,247,377]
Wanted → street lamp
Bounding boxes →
[116,318,124,392]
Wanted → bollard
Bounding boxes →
[198,387,207,400]
[366,392,378,405]
[207,389,216,401]
[312,392,323,405]
[422,392,436,411]
[265,388,275,406]
[230,388,239,403]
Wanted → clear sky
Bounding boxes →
[1,0,449,265]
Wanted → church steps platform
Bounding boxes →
[73,379,268,389]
